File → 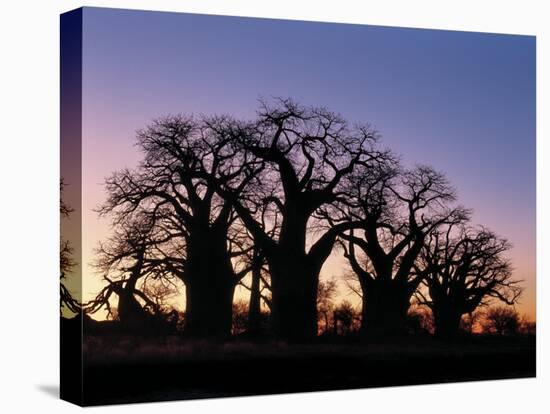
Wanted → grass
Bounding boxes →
[76,333,536,405]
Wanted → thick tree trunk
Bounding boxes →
[433,305,463,339]
[266,208,321,341]
[185,277,235,338]
[269,257,319,341]
[183,228,237,339]
[361,280,411,337]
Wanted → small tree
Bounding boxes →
[333,301,360,335]
[232,300,250,335]
[482,306,520,336]
[519,316,536,336]
[317,279,338,335]
[237,244,273,335]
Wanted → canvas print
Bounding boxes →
[60,7,536,406]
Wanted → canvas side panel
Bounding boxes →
[60,7,83,407]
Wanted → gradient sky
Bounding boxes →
[76,7,536,319]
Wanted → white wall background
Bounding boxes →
[0,0,547,412]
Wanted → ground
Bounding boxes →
[72,333,535,406]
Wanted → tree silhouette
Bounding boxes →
[233,215,276,336]
[317,279,338,335]
[234,244,273,335]
[85,212,180,333]
[340,165,469,337]
[60,179,80,314]
[416,225,522,338]
[332,300,360,335]
[518,315,536,336]
[98,116,253,338]
[231,300,250,335]
[246,246,268,335]
[92,99,527,343]
[482,306,520,336]
[205,98,391,340]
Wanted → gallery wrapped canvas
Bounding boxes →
[60,7,536,406]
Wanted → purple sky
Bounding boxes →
[78,7,536,318]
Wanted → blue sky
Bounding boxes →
[80,7,536,316]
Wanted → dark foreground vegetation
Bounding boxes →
[75,331,534,406]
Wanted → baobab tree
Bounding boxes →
[206,98,391,340]
[85,212,180,333]
[98,116,254,338]
[416,225,522,338]
[60,179,80,314]
[238,245,273,335]
[340,165,469,337]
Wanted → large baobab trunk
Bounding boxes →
[183,228,236,338]
[267,210,321,341]
[361,280,411,337]
[269,251,320,341]
[184,275,235,338]
[270,266,319,341]
[432,304,463,339]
